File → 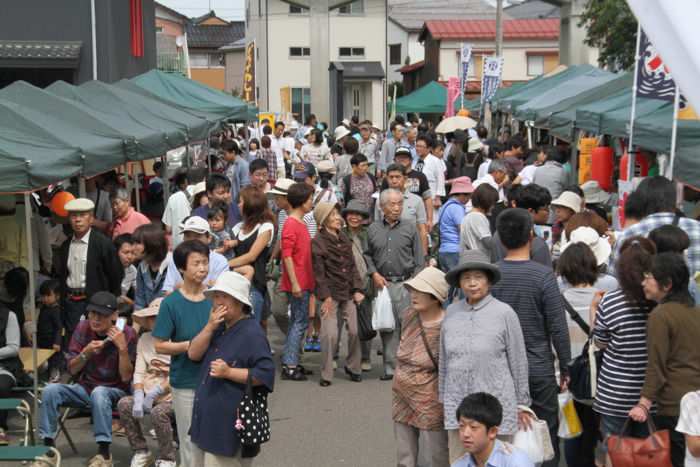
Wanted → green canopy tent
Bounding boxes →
[495,65,597,113]
[394,81,446,114]
[129,70,249,122]
[0,81,168,162]
[537,73,633,141]
[47,80,211,144]
[514,68,618,123]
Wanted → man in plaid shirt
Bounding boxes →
[258,135,278,184]
[610,176,700,275]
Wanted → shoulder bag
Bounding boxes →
[417,313,439,373]
[607,418,671,467]
[235,372,271,446]
[563,294,603,402]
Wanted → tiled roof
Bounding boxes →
[0,40,82,61]
[398,60,424,73]
[185,21,245,49]
[388,0,497,31]
[422,18,559,41]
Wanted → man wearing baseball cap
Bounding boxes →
[39,291,137,466]
[55,198,124,341]
[161,216,230,293]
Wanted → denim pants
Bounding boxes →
[282,291,310,366]
[250,287,265,324]
[39,383,126,443]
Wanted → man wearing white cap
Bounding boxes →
[161,216,230,293]
[55,198,124,340]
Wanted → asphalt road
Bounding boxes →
[4,320,400,467]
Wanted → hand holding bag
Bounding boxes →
[235,372,271,446]
[371,287,395,332]
[513,406,555,464]
[607,418,671,467]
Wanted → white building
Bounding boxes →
[387,0,497,84]
[246,0,387,126]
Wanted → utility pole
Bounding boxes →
[495,0,504,57]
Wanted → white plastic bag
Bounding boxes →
[371,287,394,332]
[513,406,555,465]
[558,391,583,439]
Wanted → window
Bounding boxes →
[289,47,311,58]
[527,55,544,76]
[289,4,308,14]
[389,44,401,65]
[339,47,364,58]
[292,88,311,122]
[338,0,364,14]
[190,53,222,68]
[155,25,163,33]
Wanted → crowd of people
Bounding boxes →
[0,113,699,467]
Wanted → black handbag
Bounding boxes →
[562,295,603,402]
[235,372,271,446]
[356,299,377,342]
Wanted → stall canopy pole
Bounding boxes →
[23,193,39,417]
[133,163,141,212]
[668,85,681,180]
[627,23,643,181]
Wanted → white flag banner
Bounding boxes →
[627,0,700,114]
[481,56,504,107]
[459,43,473,105]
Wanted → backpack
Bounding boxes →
[342,173,376,206]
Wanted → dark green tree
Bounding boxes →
[579,0,638,70]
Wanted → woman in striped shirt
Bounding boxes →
[593,237,657,455]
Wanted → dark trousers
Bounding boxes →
[655,415,685,467]
[62,299,87,347]
[529,375,560,467]
[564,401,599,467]
[0,374,13,429]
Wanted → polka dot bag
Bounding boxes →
[235,372,271,446]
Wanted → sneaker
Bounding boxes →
[303,337,314,352]
[281,367,307,381]
[130,450,154,467]
[0,428,8,446]
[361,361,372,372]
[87,454,113,467]
[312,337,321,352]
[344,366,362,382]
[155,460,176,467]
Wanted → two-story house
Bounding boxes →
[400,18,560,95]
[246,0,387,125]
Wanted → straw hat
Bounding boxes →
[551,192,583,213]
[445,250,501,287]
[133,297,164,319]
[268,178,294,196]
[581,180,610,204]
[314,202,340,228]
[404,267,449,303]
[562,226,612,266]
[204,271,252,309]
[449,177,475,196]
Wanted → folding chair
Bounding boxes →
[0,398,61,466]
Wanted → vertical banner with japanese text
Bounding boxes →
[480,56,504,108]
[459,43,472,109]
[243,41,257,104]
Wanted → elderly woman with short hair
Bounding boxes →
[188,271,275,466]
[441,250,531,464]
[110,187,150,238]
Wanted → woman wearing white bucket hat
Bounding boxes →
[188,271,274,466]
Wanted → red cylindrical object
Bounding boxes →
[619,151,650,181]
[590,146,614,191]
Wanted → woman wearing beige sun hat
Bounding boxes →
[117,297,176,467]
[392,266,450,467]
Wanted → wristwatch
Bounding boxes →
[79,352,88,363]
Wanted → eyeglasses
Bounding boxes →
[642,272,654,280]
